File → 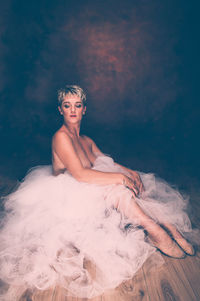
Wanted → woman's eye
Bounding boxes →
[64,105,70,108]
[76,104,82,108]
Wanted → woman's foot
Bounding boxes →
[153,238,186,259]
[118,199,186,258]
[147,225,185,258]
[174,238,195,256]
[162,223,195,256]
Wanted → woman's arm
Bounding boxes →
[52,132,134,188]
[86,136,144,194]
[114,162,145,193]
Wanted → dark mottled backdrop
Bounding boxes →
[0,0,200,192]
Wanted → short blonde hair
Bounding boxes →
[58,85,86,107]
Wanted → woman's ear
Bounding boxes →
[58,106,63,115]
[83,106,86,115]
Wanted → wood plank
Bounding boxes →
[143,252,198,301]
[50,263,148,301]
[82,294,102,301]
[52,286,77,301]
[142,255,167,301]
[52,286,101,301]
[32,287,55,301]
[164,256,197,301]
[4,286,33,301]
[178,250,200,300]
[101,267,149,301]
[19,289,34,301]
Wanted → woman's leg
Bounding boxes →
[162,223,194,255]
[115,197,185,258]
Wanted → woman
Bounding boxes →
[0,85,197,300]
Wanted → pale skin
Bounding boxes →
[52,94,194,258]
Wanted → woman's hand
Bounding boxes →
[113,162,144,196]
[129,171,145,195]
[122,175,139,197]
[122,172,144,197]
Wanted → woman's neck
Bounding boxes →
[62,122,80,138]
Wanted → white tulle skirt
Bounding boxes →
[0,154,197,300]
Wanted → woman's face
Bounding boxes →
[58,94,86,124]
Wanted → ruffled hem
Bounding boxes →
[0,154,198,300]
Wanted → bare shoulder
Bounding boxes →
[52,129,72,146]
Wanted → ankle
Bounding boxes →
[148,230,172,244]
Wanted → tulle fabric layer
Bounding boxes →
[0,155,197,300]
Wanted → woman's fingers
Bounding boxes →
[122,174,144,197]
[126,185,137,197]
[141,182,145,192]
[124,176,139,196]
[137,180,143,194]
[133,173,145,194]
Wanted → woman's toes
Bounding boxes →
[148,233,185,258]
[156,241,185,258]
[175,238,195,255]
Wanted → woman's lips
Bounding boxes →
[70,115,77,117]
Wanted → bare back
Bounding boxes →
[52,129,98,176]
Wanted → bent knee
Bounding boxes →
[113,196,135,215]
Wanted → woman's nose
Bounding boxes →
[70,105,76,113]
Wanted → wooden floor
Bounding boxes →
[1,176,200,301]
[18,249,200,301]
